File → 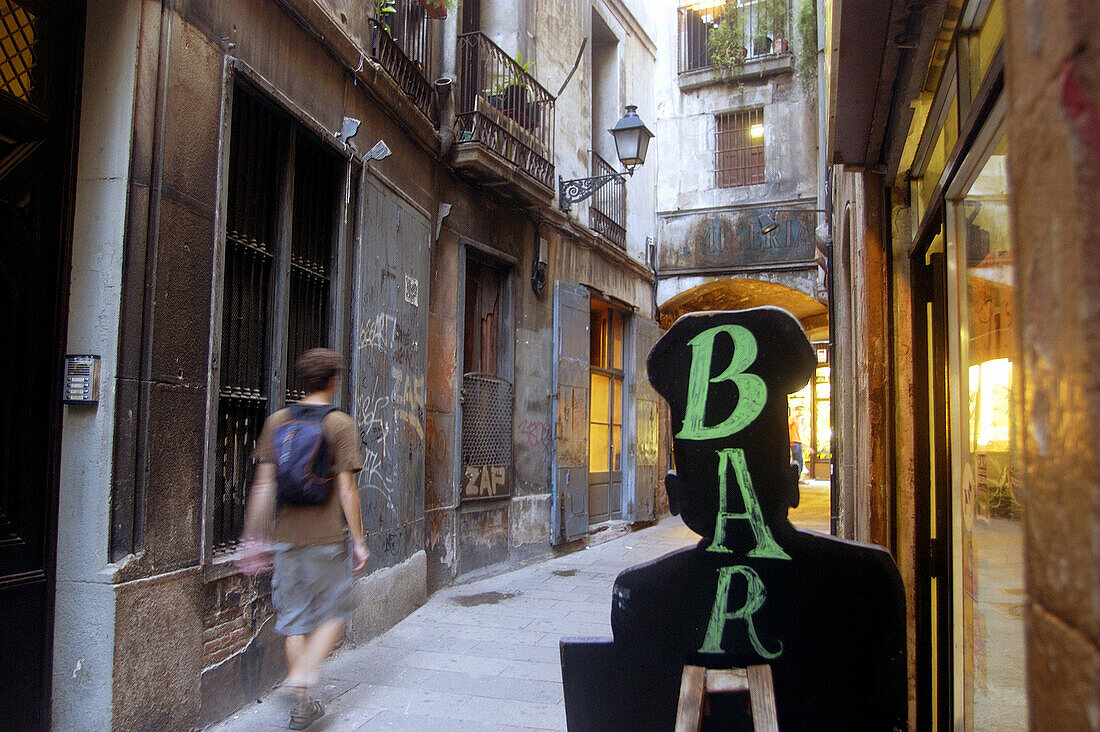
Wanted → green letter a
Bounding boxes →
[706,448,790,560]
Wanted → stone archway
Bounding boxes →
[658,278,829,341]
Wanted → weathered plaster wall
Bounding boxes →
[427,176,538,586]
[53,2,141,727]
[888,195,919,726]
[652,0,820,310]
[1004,1,1100,727]
[531,0,658,261]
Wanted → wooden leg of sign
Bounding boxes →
[745,665,779,731]
[674,664,778,732]
[674,665,707,732]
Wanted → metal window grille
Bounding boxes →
[368,0,435,121]
[286,134,338,402]
[0,0,38,104]
[212,84,344,554]
[678,2,790,74]
[678,5,712,73]
[461,373,513,468]
[715,108,765,188]
[214,87,279,554]
[588,151,626,249]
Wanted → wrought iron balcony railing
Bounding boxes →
[588,151,626,248]
[368,1,435,122]
[455,32,556,190]
[678,1,791,74]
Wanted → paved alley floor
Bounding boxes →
[209,488,832,732]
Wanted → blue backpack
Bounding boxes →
[273,403,337,506]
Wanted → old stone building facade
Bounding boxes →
[0,0,664,728]
[652,0,832,482]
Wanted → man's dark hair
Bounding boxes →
[296,348,344,393]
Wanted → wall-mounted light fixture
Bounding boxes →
[559,105,654,211]
[757,207,828,235]
[364,139,391,162]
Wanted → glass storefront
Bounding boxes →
[948,126,1025,729]
[788,344,831,480]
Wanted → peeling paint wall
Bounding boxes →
[651,0,823,311]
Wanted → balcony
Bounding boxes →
[454,32,556,203]
[677,1,794,90]
[588,151,626,249]
[367,1,435,123]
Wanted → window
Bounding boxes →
[460,254,513,502]
[211,82,348,555]
[463,257,505,376]
[589,299,626,524]
[716,108,765,188]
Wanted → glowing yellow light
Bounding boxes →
[750,124,765,139]
[687,0,726,23]
[968,358,1013,448]
[686,0,727,11]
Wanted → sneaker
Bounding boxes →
[289,698,324,730]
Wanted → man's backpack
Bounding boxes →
[273,403,337,506]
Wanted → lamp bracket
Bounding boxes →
[558,172,628,211]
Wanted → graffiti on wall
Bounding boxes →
[518,418,552,451]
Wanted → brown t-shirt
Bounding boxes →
[254,406,363,546]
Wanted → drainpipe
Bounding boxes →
[436,9,458,157]
[436,77,456,157]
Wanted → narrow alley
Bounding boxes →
[207,482,831,731]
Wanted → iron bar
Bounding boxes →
[588,150,626,248]
[368,4,436,123]
[455,32,556,190]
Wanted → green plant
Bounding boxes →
[487,49,532,96]
[708,1,746,73]
[374,0,396,34]
[514,49,531,76]
[759,0,789,39]
[795,0,817,91]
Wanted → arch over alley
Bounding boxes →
[657,277,829,342]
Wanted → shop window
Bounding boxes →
[589,299,625,523]
[210,82,347,556]
[715,108,765,188]
[952,131,1022,729]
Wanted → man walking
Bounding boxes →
[239,348,368,730]
[788,404,805,480]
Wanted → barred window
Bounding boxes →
[211,81,347,555]
[715,108,765,188]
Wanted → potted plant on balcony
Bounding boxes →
[708,1,747,76]
[421,0,457,20]
[760,0,790,54]
[504,50,539,130]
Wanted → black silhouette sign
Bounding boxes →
[561,308,906,731]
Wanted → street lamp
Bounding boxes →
[559,105,654,211]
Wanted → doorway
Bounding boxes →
[588,298,625,524]
[0,1,85,727]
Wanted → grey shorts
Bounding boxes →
[271,542,355,636]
